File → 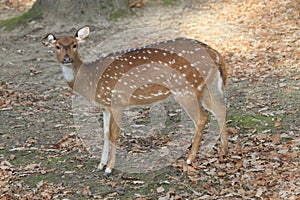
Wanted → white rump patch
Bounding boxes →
[217,71,224,95]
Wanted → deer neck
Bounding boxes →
[61,58,101,104]
[61,58,83,89]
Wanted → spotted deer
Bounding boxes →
[42,26,228,176]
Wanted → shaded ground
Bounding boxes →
[0,0,299,199]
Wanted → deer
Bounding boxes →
[42,26,228,176]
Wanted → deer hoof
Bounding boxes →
[97,163,105,171]
[186,159,192,165]
[104,168,112,178]
[219,153,226,163]
[104,172,111,178]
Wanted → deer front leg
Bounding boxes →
[103,110,121,177]
[97,109,111,171]
[187,108,208,165]
[173,94,209,165]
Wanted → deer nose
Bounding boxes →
[62,55,72,64]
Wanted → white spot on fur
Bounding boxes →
[197,84,203,91]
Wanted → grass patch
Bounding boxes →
[26,172,58,187]
[163,0,174,6]
[8,150,41,166]
[227,114,288,133]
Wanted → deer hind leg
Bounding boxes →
[201,88,228,160]
[97,109,111,171]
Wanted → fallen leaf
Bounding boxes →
[217,171,226,177]
[133,181,145,184]
[9,154,15,160]
[189,176,201,182]
[274,122,281,128]
[24,163,40,170]
[110,181,117,188]
[183,164,198,176]
[36,180,44,189]
[271,134,281,144]
[82,186,92,196]
[255,188,263,197]
[157,186,165,193]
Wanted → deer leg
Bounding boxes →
[97,109,111,171]
[202,89,228,160]
[104,110,121,177]
[187,107,208,164]
[173,93,208,165]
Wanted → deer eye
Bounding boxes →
[56,45,60,50]
[73,44,77,48]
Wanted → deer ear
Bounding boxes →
[75,26,90,43]
[42,34,57,47]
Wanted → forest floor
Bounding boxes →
[0,0,299,199]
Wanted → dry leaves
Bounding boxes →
[0,0,299,199]
[218,0,299,81]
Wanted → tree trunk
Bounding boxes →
[32,0,130,23]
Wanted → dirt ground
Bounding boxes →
[0,0,299,199]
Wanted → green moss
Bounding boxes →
[106,0,132,20]
[162,0,182,6]
[227,114,287,133]
[9,150,41,166]
[0,6,42,31]
[109,8,130,20]
[163,0,174,6]
[47,157,66,163]
[26,172,56,187]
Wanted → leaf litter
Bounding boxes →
[0,0,299,199]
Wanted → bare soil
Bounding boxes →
[0,0,299,199]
